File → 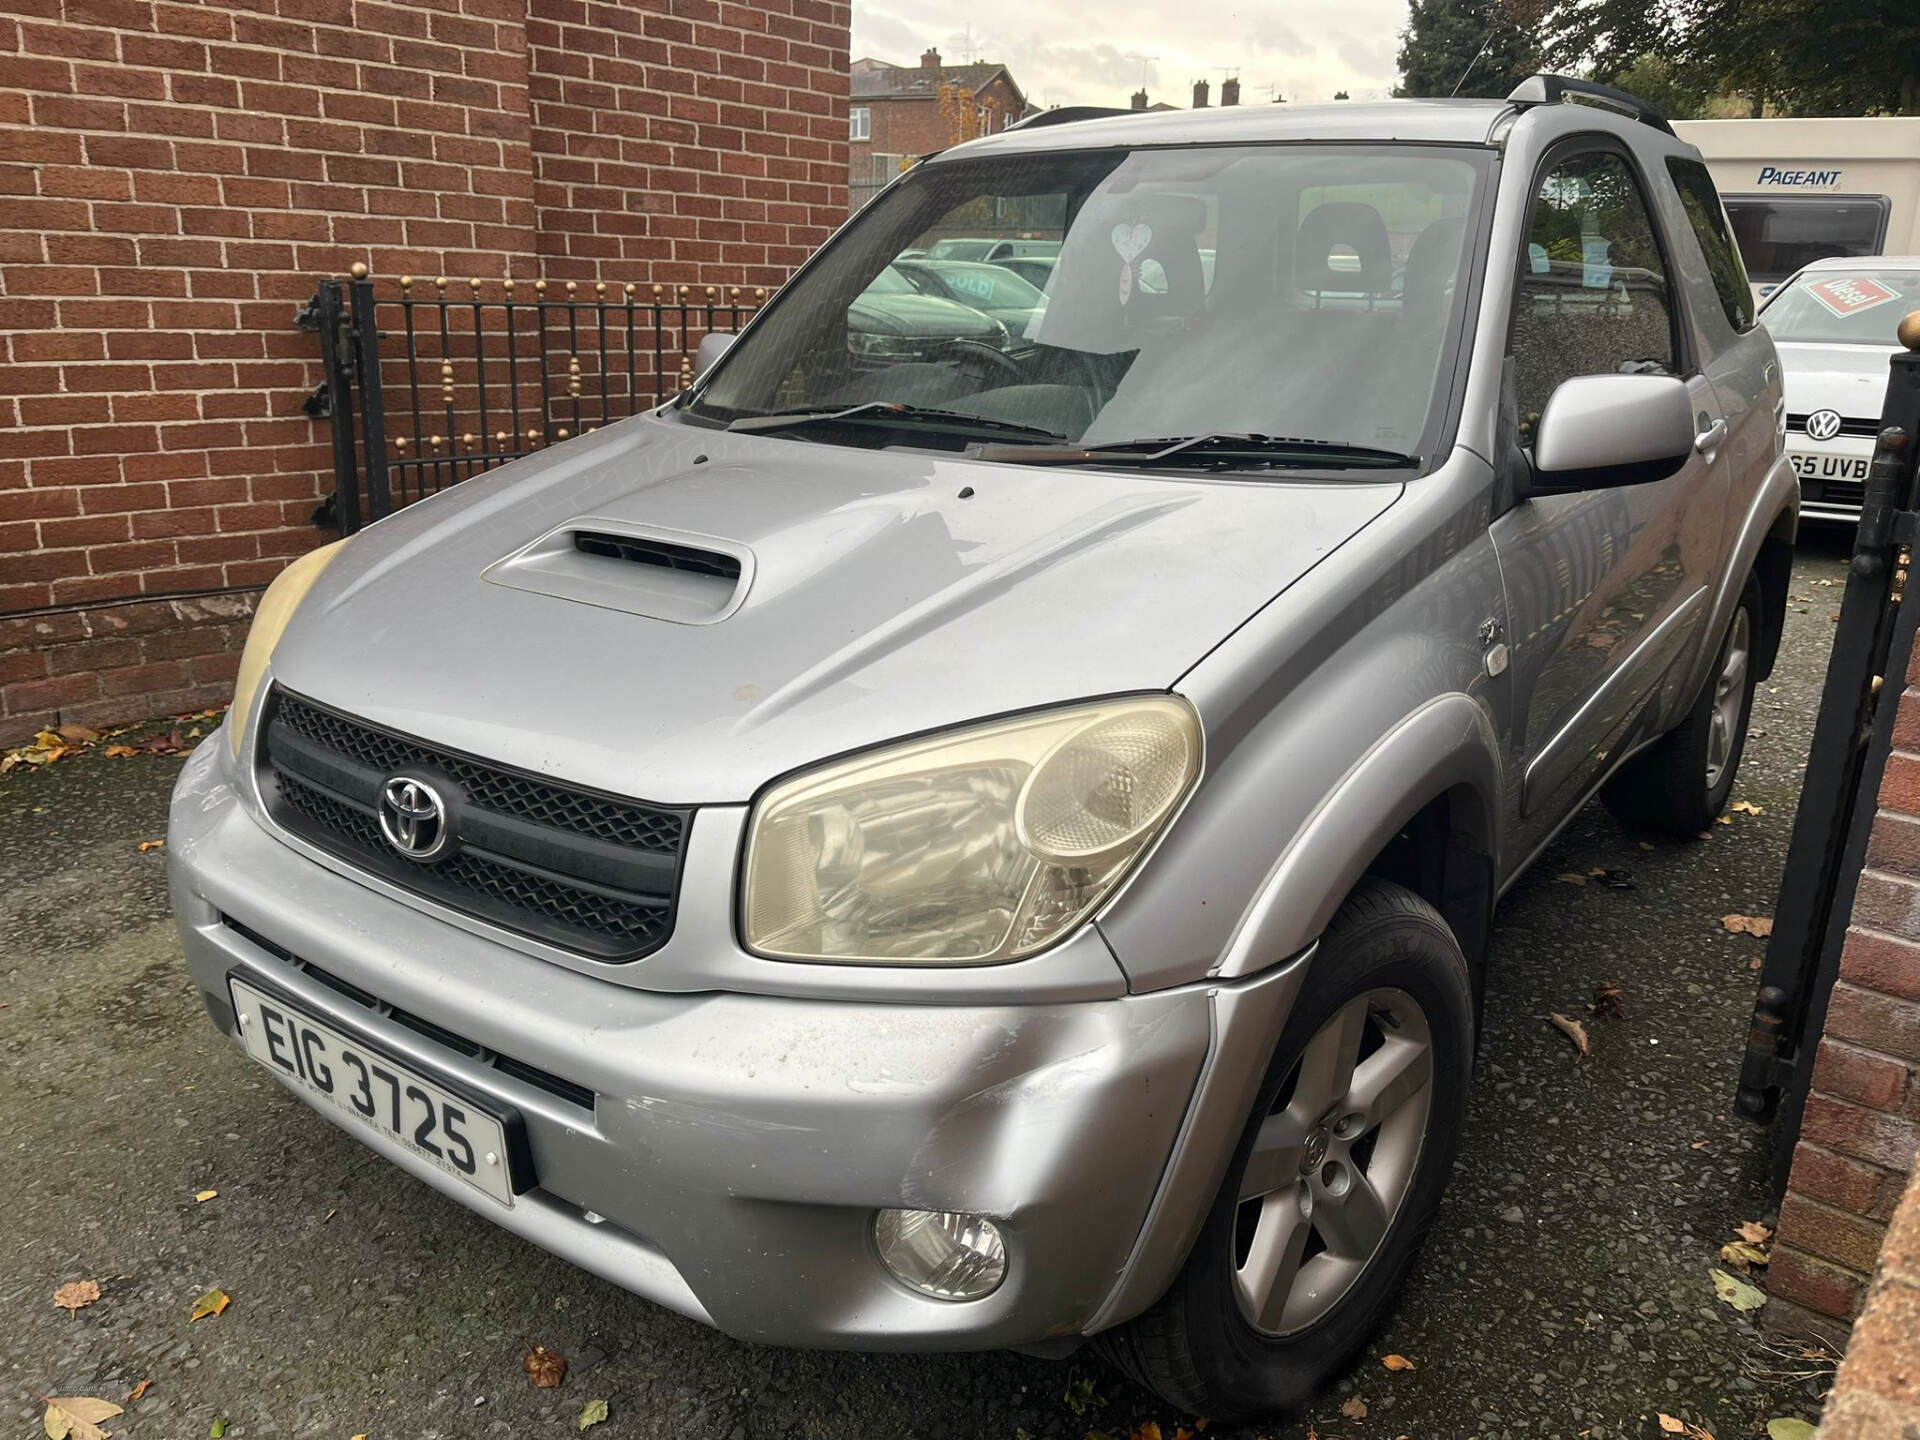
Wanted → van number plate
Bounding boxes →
[1789,451,1867,481]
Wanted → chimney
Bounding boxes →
[1221,76,1240,106]
[921,47,941,68]
[1192,78,1209,108]
[1130,87,1148,110]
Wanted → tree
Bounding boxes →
[1604,54,1711,120]
[1395,0,1539,99]
[937,82,1000,145]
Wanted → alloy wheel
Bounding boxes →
[1705,607,1751,792]
[1231,987,1433,1337]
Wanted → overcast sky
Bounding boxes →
[850,0,1414,110]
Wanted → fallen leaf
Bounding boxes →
[579,1398,609,1430]
[1341,1397,1369,1420]
[1766,1421,1817,1440]
[1382,1353,1417,1372]
[195,1189,218,1203]
[188,1288,230,1322]
[1716,813,1733,825]
[1659,1419,1687,1436]
[1590,980,1626,1019]
[1720,1240,1771,1271]
[1690,1139,1711,1150]
[1555,871,1589,885]
[1737,1220,1774,1245]
[210,1418,228,1439]
[40,1395,124,1440]
[1134,1425,1163,1440]
[104,745,139,758]
[137,840,165,853]
[1722,914,1773,937]
[54,1279,101,1317]
[1711,1266,1767,1312]
[57,724,100,744]
[1549,1011,1590,1059]
[1731,799,1764,815]
[525,1344,567,1388]
[124,1380,149,1404]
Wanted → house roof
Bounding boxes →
[851,59,1025,109]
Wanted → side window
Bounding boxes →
[1666,157,1755,333]
[1511,147,1677,437]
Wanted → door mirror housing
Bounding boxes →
[1527,373,1696,494]
[694,330,737,380]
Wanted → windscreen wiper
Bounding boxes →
[729,401,1065,443]
[972,432,1419,469]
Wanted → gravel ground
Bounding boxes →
[2,538,1851,1440]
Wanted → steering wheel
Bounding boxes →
[925,337,1024,385]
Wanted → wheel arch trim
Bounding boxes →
[1211,692,1502,981]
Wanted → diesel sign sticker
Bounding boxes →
[1805,274,1901,318]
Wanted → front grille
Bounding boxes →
[259,689,688,961]
[1788,413,1880,440]
[1801,477,1866,511]
[222,916,596,1111]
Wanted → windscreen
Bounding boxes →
[687,144,1489,462]
[1723,196,1890,286]
[1761,267,1920,345]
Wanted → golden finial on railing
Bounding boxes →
[503,277,516,295]
[434,276,448,292]
[400,274,414,291]
[565,280,577,298]
[705,285,715,299]
[595,281,606,297]
[568,357,581,397]
[461,431,474,450]
[624,282,635,298]
[678,284,689,297]
[349,261,369,279]
[730,286,740,300]
[430,434,443,451]
[495,430,508,448]
[468,277,480,294]
[535,279,547,296]
[440,361,454,406]
[652,283,663,298]
[394,437,409,453]
[755,287,766,300]
[526,427,540,446]
[557,427,570,441]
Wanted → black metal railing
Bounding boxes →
[307,264,766,533]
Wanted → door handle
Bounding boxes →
[1694,418,1727,454]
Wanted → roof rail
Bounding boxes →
[1005,105,1136,132]
[1506,74,1675,136]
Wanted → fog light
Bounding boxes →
[873,1208,1007,1300]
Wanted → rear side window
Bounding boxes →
[1510,147,1677,433]
[1666,158,1755,333]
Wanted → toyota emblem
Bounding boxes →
[1805,408,1844,442]
[379,776,451,861]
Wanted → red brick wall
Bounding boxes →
[0,0,848,746]
[1770,647,1920,1340]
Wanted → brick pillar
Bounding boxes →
[1768,667,1920,1343]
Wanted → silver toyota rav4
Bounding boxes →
[170,77,1794,1415]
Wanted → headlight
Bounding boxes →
[742,696,1201,964]
[227,539,347,757]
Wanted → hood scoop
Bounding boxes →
[483,518,753,625]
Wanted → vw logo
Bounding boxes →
[378,776,451,861]
[1805,408,1844,442]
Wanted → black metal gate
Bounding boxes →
[306,264,765,533]
[1740,315,1920,1191]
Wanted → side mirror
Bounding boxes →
[1528,373,1696,494]
[694,331,737,380]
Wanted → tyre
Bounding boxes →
[1602,573,1762,839]
[1097,878,1475,1419]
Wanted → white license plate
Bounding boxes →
[229,977,520,1207]
[1789,450,1868,481]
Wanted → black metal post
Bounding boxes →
[314,277,361,534]
[1740,314,1920,1192]
[348,266,391,523]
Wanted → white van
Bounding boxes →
[1673,117,1920,297]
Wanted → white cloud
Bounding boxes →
[853,0,1413,108]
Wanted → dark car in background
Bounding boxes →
[846,263,1010,365]
[894,258,1047,335]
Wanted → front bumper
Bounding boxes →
[1787,436,1874,522]
[168,741,1297,1348]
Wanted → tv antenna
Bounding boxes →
[1124,52,1160,87]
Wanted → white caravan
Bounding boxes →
[1673,117,1920,297]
